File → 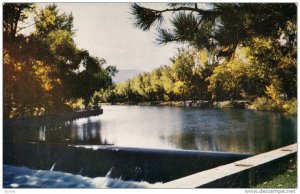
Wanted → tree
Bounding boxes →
[131,3,297,103]
[102,47,212,103]
[207,58,247,101]
[70,52,115,106]
[34,4,74,36]
[3,3,44,118]
[3,3,116,118]
[131,3,296,59]
[33,4,117,108]
[149,68,165,101]
[249,35,297,99]
[3,3,35,39]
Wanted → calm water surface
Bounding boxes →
[5,105,297,154]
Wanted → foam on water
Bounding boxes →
[3,165,162,188]
[50,163,56,171]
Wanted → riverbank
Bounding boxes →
[104,100,250,108]
[4,108,103,125]
[102,99,297,115]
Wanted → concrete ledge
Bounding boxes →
[154,143,297,188]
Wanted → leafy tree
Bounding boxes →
[207,58,247,100]
[33,5,117,108]
[160,65,176,101]
[102,48,212,103]
[34,4,74,36]
[3,3,35,39]
[149,68,165,101]
[131,3,296,58]
[249,35,297,99]
[3,3,116,118]
[131,3,296,104]
[70,53,115,106]
[3,3,44,118]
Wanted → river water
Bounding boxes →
[5,105,297,154]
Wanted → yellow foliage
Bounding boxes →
[252,37,273,49]
[40,9,56,28]
[234,46,253,64]
[282,100,297,115]
[33,60,54,92]
[265,84,282,105]
[3,50,11,64]
[65,99,85,109]
[196,49,209,67]
[173,81,186,95]
[14,62,22,72]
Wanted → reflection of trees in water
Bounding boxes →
[4,120,58,144]
[4,118,113,145]
[70,118,112,145]
[167,131,250,153]
[38,119,112,145]
[279,116,297,144]
[165,111,297,154]
[247,112,297,153]
[45,121,71,144]
[4,119,61,144]
[5,108,296,151]
[36,119,108,145]
[72,118,102,144]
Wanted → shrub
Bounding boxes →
[250,97,281,112]
[250,97,297,115]
[282,99,297,115]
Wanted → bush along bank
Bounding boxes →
[101,98,296,116]
[249,97,297,116]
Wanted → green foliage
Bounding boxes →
[3,3,297,117]
[250,80,297,115]
[207,47,252,100]
[249,36,297,99]
[131,3,296,58]
[101,48,211,104]
[131,3,164,31]
[250,97,281,112]
[100,41,296,116]
[35,4,74,36]
[250,95,296,115]
[3,3,116,118]
[131,3,297,107]
[3,3,35,39]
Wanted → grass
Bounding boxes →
[255,158,297,188]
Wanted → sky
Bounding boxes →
[39,3,181,72]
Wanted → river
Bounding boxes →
[4,105,297,154]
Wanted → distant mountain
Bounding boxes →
[112,69,144,83]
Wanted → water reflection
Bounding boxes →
[3,105,297,153]
[38,126,46,141]
[163,109,296,153]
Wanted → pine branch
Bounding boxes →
[131,3,209,31]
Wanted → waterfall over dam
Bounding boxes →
[4,143,252,184]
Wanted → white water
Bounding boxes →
[3,165,162,188]
[50,163,56,171]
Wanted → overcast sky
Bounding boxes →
[39,3,181,72]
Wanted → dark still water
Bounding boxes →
[4,105,297,154]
